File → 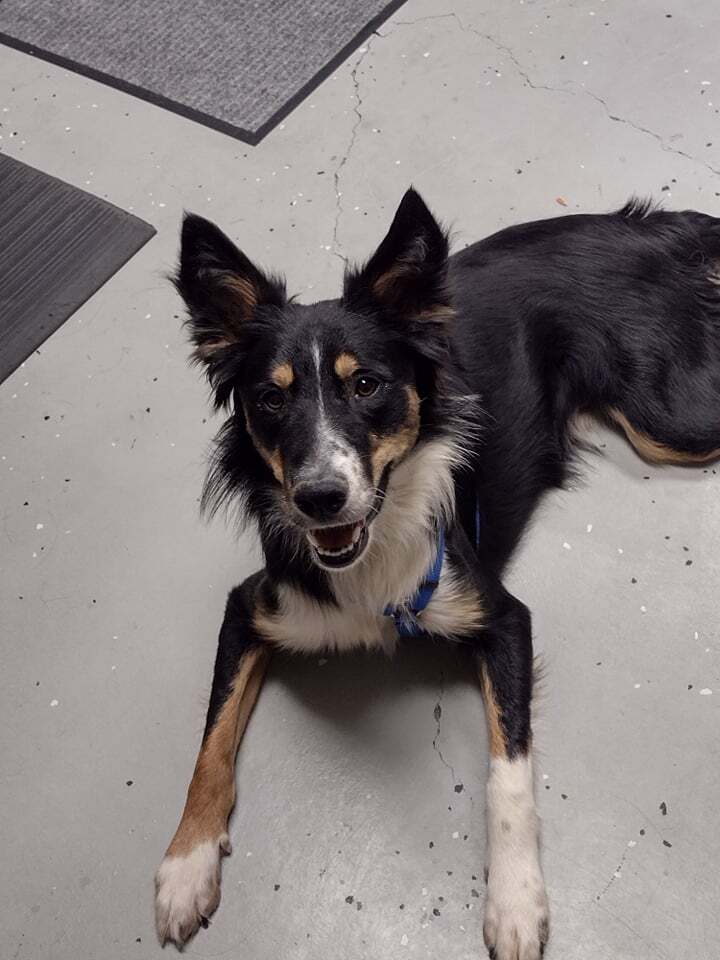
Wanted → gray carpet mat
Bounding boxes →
[0,154,155,385]
[0,0,408,145]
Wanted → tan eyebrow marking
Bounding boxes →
[334,352,360,380]
[270,362,294,389]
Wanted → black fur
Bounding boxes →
[180,191,720,578]
[168,192,720,954]
[449,199,720,572]
[203,573,266,738]
[177,190,720,746]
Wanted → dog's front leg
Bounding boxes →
[155,577,272,947]
[475,591,549,960]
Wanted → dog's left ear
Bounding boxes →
[175,213,286,363]
[343,188,452,323]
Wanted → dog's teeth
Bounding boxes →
[317,541,356,558]
[308,522,365,558]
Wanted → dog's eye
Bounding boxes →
[354,375,380,398]
[259,388,285,412]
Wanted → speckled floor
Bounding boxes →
[1,2,719,958]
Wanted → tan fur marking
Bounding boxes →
[166,645,271,856]
[220,274,258,319]
[369,386,421,485]
[244,413,285,485]
[252,437,284,484]
[271,362,294,389]
[479,661,508,759]
[194,339,232,361]
[608,408,720,465]
[371,262,452,321]
[372,262,410,299]
[192,275,259,362]
[413,305,456,322]
[264,449,284,485]
[334,352,360,380]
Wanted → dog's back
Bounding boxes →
[448,203,720,570]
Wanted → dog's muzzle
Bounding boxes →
[295,465,391,571]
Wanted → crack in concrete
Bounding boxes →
[582,89,720,178]
[595,843,634,902]
[458,13,720,180]
[432,673,458,786]
[383,9,720,182]
[453,12,573,96]
[331,41,375,263]
[329,8,717,266]
[377,12,461,36]
[593,902,672,960]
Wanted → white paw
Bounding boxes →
[483,867,549,960]
[155,834,230,946]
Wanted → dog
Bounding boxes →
[154,188,720,959]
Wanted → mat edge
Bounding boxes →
[0,153,157,385]
[0,0,408,146]
[0,152,157,236]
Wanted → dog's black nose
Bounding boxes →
[294,477,349,522]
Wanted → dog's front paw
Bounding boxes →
[155,834,231,947]
[483,868,549,960]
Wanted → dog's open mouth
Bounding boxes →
[307,520,368,568]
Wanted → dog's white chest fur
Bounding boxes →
[261,583,399,654]
[256,440,482,653]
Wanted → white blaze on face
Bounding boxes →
[308,340,368,513]
[311,341,324,411]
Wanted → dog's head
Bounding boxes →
[176,189,468,571]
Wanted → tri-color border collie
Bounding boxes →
[155,189,720,958]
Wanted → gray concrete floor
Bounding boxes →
[1,1,719,958]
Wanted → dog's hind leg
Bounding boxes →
[607,406,720,465]
[155,575,272,947]
[474,590,549,960]
[602,218,720,467]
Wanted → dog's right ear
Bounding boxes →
[175,213,286,363]
[342,188,451,323]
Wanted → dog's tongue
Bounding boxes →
[312,522,357,552]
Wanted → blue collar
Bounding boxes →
[383,498,481,639]
[384,526,445,638]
